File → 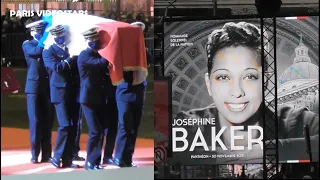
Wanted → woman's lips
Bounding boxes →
[225,102,249,112]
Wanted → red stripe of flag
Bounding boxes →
[297,16,308,20]
[285,16,309,20]
[299,160,311,163]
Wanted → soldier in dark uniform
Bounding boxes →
[72,103,85,161]
[42,24,80,168]
[77,27,109,170]
[70,55,85,162]
[113,77,147,168]
[113,23,148,167]
[22,20,54,164]
[113,74,147,168]
[102,59,118,165]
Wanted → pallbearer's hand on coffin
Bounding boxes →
[59,56,76,70]
[70,55,77,61]
[71,55,79,67]
[66,56,78,68]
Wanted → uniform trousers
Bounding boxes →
[72,103,83,157]
[114,83,146,163]
[102,97,118,160]
[27,93,54,159]
[53,100,77,163]
[81,103,105,165]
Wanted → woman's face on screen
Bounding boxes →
[205,46,263,124]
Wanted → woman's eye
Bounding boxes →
[244,74,258,80]
[215,75,230,81]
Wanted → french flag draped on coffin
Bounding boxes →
[40,13,115,56]
[97,21,148,85]
[40,13,148,86]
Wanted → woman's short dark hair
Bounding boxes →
[206,21,269,74]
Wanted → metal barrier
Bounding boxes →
[155,162,250,179]
[1,33,154,67]
[1,33,30,66]
[145,37,154,52]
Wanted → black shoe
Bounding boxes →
[103,158,115,165]
[113,158,127,168]
[49,157,61,168]
[31,158,38,164]
[73,155,85,161]
[62,162,80,168]
[85,162,103,170]
[95,164,104,170]
[126,162,137,167]
[40,157,51,163]
[85,162,95,170]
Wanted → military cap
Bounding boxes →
[81,27,99,41]
[46,25,65,37]
[130,22,145,31]
[25,20,46,32]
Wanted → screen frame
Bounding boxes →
[163,14,319,165]
[163,12,320,23]
[163,15,265,165]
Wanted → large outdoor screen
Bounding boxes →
[164,16,319,165]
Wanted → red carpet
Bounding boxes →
[1,128,154,175]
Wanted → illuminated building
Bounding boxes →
[277,34,319,114]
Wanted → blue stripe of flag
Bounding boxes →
[40,15,53,45]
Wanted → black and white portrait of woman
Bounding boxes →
[164,17,319,165]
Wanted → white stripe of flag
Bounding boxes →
[285,16,308,20]
[286,160,300,163]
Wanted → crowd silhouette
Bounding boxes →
[2,8,40,34]
[1,8,154,67]
[2,8,153,35]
